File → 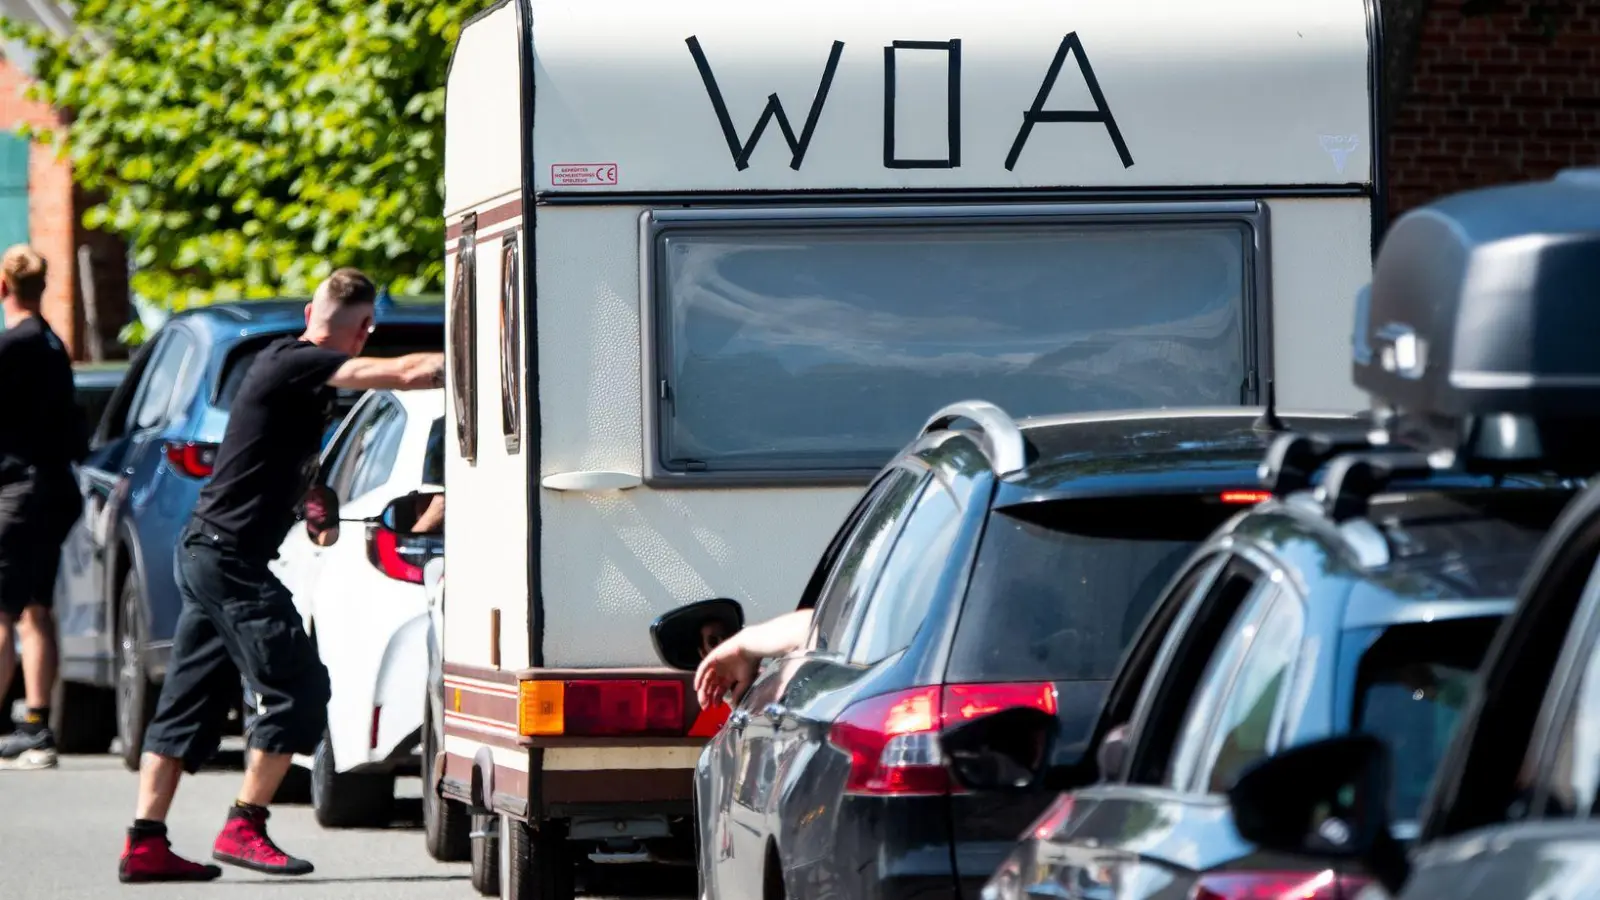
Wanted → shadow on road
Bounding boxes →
[585,865,697,897]
[215,874,469,887]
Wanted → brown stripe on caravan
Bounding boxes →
[445,197,523,241]
[442,714,526,751]
[444,224,520,257]
[443,661,518,683]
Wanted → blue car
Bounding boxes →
[51,298,443,767]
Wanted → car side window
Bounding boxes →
[1197,583,1304,794]
[325,401,389,502]
[347,402,408,501]
[809,468,925,654]
[318,399,373,484]
[1534,572,1600,820]
[129,331,193,430]
[1164,572,1278,791]
[844,474,963,666]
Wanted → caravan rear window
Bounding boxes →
[646,203,1265,484]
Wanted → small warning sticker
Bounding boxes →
[550,163,619,187]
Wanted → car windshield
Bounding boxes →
[948,493,1251,684]
[1345,615,1503,824]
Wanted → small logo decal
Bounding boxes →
[1319,134,1360,175]
[550,163,619,187]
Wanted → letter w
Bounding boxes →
[686,36,845,171]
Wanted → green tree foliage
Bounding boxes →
[2,0,480,324]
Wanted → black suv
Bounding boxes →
[653,401,1355,900]
[975,431,1572,900]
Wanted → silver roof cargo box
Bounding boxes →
[1353,168,1600,474]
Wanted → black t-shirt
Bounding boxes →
[192,337,348,560]
[0,316,87,483]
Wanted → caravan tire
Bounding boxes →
[422,706,471,861]
[500,815,574,900]
[471,812,500,896]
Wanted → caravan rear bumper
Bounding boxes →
[439,663,704,821]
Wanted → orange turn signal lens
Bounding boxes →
[518,681,565,736]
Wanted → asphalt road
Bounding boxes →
[0,740,695,900]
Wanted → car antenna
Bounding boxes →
[1254,378,1287,433]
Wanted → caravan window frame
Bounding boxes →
[640,201,1272,488]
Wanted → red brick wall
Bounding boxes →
[0,55,129,360]
[1388,0,1600,216]
[0,56,75,348]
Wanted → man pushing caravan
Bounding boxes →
[118,269,444,883]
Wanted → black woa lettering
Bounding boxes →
[685,32,1132,173]
[1006,32,1133,170]
[686,35,844,171]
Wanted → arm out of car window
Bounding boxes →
[693,610,815,708]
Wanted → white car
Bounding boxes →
[270,388,445,828]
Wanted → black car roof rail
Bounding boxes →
[921,400,1029,476]
[1258,431,1389,496]
[1321,451,1438,523]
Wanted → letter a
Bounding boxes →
[1005,33,1133,171]
[686,36,845,171]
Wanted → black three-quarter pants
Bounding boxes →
[0,468,80,618]
[143,521,329,773]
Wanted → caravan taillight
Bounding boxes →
[517,679,685,737]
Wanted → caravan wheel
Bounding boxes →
[470,812,500,896]
[500,815,574,900]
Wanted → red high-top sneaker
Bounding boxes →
[119,832,224,883]
[212,806,314,876]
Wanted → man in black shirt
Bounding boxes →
[118,268,445,883]
[0,245,87,772]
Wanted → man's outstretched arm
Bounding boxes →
[327,352,445,391]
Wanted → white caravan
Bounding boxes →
[440,0,1383,894]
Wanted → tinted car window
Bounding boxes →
[1202,585,1304,793]
[131,332,193,429]
[1347,616,1500,822]
[347,402,407,501]
[948,495,1241,683]
[811,469,924,653]
[1544,625,1600,820]
[1165,569,1273,791]
[845,477,963,665]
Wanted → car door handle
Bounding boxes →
[728,709,751,731]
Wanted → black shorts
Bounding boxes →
[142,522,330,773]
[0,471,80,618]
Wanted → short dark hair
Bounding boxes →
[322,267,377,309]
